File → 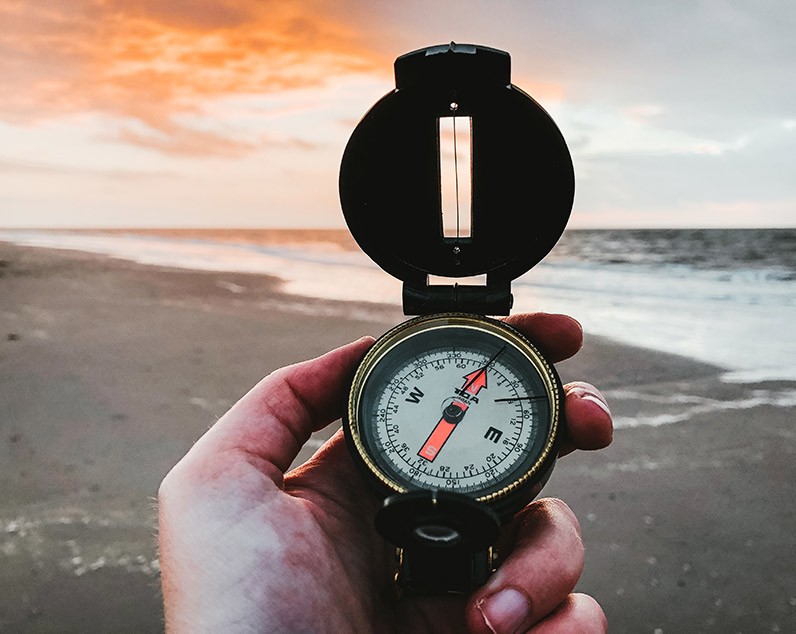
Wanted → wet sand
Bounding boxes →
[0,243,793,633]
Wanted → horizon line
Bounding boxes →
[1,225,794,232]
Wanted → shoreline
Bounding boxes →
[1,242,794,632]
[2,227,794,384]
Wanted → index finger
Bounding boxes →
[502,313,612,455]
[502,313,583,363]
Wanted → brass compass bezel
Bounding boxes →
[345,313,561,508]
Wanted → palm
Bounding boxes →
[276,433,471,632]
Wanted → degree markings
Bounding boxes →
[377,353,532,485]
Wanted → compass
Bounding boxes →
[349,314,560,508]
[339,43,575,594]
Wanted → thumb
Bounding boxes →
[185,336,374,486]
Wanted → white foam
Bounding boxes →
[609,388,796,428]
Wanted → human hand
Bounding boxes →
[158,313,612,633]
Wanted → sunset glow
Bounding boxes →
[1,1,793,228]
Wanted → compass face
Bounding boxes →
[347,315,560,502]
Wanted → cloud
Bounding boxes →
[572,121,794,225]
[108,120,318,157]
[112,125,258,158]
[0,158,175,180]
[540,2,796,135]
[0,1,386,153]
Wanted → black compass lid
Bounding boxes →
[339,43,574,315]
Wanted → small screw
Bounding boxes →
[452,246,461,254]
[450,102,459,112]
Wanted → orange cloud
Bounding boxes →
[0,1,387,152]
[109,121,318,157]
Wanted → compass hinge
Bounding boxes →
[402,281,513,316]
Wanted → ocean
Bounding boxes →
[1,228,794,383]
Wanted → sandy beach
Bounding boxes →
[1,242,793,633]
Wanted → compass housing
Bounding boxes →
[344,313,562,523]
[339,42,575,315]
[339,43,573,593]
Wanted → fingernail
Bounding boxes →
[568,384,612,417]
[581,393,611,416]
[477,587,530,634]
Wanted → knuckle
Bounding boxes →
[570,593,608,632]
[514,498,584,551]
[537,497,582,537]
[157,452,205,504]
[512,499,585,585]
[157,461,182,503]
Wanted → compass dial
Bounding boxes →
[346,314,561,505]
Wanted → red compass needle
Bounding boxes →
[417,347,504,462]
[417,413,460,462]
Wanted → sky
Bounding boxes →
[0,1,794,229]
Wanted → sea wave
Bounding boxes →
[1,229,794,381]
